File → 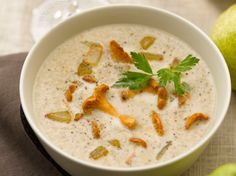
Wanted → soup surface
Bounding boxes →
[33,24,216,168]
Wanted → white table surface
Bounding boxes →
[0,0,235,175]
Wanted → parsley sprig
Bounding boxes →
[113,52,199,96]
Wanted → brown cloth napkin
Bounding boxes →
[0,53,63,176]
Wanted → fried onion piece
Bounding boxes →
[74,113,83,121]
[156,141,172,160]
[140,52,163,61]
[77,60,93,76]
[89,146,109,160]
[108,139,121,149]
[91,121,100,139]
[157,87,168,110]
[83,42,103,66]
[82,84,137,129]
[82,75,97,83]
[45,111,72,123]
[140,36,156,50]
[151,111,164,136]
[110,40,133,63]
[185,113,209,129]
[129,137,147,148]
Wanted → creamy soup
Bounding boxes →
[33,24,216,168]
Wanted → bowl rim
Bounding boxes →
[20,4,231,172]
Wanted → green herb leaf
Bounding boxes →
[174,55,199,72]
[130,52,153,74]
[114,52,199,96]
[157,69,185,95]
[112,71,151,90]
[157,55,198,95]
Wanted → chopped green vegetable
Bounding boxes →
[112,71,151,90]
[130,52,153,74]
[157,55,199,95]
[113,52,199,96]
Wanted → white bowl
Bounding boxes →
[20,5,231,176]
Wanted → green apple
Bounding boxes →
[208,163,236,176]
[211,4,236,90]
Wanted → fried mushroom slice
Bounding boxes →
[157,87,168,110]
[82,84,137,129]
[110,40,133,63]
[178,93,190,107]
[82,75,97,83]
[151,111,164,136]
[65,82,78,102]
[120,79,159,101]
[129,137,147,148]
[74,113,83,121]
[185,113,209,129]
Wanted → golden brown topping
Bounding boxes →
[121,90,136,101]
[110,40,133,63]
[82,84,137,129]
[151,111,164,136]
[142,79,159,94]
[185,113,209,129]
[149,78,159,90]
[82,84,115,115]
[178,93,190,107]
[140,36,156,50]
[65,83,78,102]
[82,75,97,83]
[108,139,121,149]
[129,137,147,148]
[77,60,93,76]
[74,113,83,121]
[140,52,163,61]
[89,146,109,160]
[69,84,77,93]
[125,152,136,165]
[83,42,103,66]
[45,111,72,123]
[170,58,180,69]
[157,87,168,110]
[119,115,137,129]
[65,89,73,102]
[120,79,159,101]
[91,121,100,139]
[156,141,172,160]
